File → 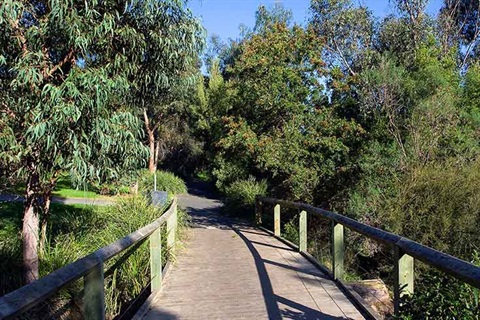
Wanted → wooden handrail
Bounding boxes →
[0,197,178,320]
[256,196,480,315]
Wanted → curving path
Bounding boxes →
[136,193,366,320]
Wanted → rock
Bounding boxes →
[350,279,393,318]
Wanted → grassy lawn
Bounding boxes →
[1,176,114,199]
[51,178,100,199]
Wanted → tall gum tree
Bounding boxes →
[124,1,205,173]
[0,0,204,284]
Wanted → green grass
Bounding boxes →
[1,176,101,199]
[51,177,100,199]
[0,201,98,297]
[0,194,189,318]
[52,186,99,199]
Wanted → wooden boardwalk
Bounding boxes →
[136,193,366,320]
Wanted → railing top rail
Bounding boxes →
[0,197,177,320]
[257,196,480,289]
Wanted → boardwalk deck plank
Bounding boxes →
[137,194,366,320]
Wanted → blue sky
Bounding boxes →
[188,0,444,42]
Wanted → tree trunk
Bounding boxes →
[39,189,52,254]
[148,130,156,173]
[144,109,156,173]
[22,171,40,284]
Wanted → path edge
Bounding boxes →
[132,261,173,320]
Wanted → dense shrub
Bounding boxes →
[224,177,267,217]
[283,217,299,245]
[385,159,480,258]
[93,180,133,196]
[137,170,187,195]
[34,196,188,317]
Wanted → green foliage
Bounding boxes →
[130,0,205,172]
[398,252,480,319]
[283,217,299,245]
[206,12,363,203]
[310,0,374,76]
[137,170,187,195]
[0,197,188,317]
[343,140,402,224]
[0,0,155,184]
[213,153,250,192]
[384,159,480,257]
[224,177,267,216]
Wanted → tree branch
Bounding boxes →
[44,49,76,79]
[10,19,28,58]
[1,103,17,119]
[331,40,356,76]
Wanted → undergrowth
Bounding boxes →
[0,190,189,319]
[223,176,267,218]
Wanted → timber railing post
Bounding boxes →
[150,226,162,292]
[167,198,177,254]
[394,246,414,315]
[299,210,307,252]
[274,204,281,237]
[83,262,105,320]
[332,221,344,281]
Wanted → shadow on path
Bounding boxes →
[232,226,352,320]
[232,226,283,319]
[184,179,219,200]
[277,295,348,320]
[176,193,359,320]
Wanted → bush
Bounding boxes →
[283,217,299,245]
[89,173,137,196]
[45,196,189,317]
[398,252,480,319]
[136,170,187,196]
[224,177,267,217]
[0,193,189,318]
[385,158,480,259]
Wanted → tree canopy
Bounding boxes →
[0,0,203,283]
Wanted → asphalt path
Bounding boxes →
[0,194,114,206]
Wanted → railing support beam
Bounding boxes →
[394,247,414,314]
[167,204,177,254]
[83,262,105,320]
[299,210,307,252]
[332,222,344,281]
[274,204,281,237]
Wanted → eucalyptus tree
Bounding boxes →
[126,1,205,173]
[0,0,201,284]
[309,0,374,77]
[440,0,480,68]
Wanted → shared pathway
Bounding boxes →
[136,192,366,320]
[0,194,113,206]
